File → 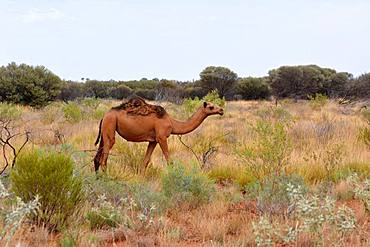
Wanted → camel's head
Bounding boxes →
[203,102,224,116]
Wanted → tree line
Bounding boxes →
[0,62,369,107]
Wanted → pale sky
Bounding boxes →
[1,0,369,81]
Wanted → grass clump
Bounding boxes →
[63,102,82,123]
[308,93,328,109]
[0,102,22,121]
[161,161,215,207]
[11,149,85,230]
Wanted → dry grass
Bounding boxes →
[1,99,369,246]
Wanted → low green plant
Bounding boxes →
[63,102,82,123]
[256,106,293,124]
[0,179,39,246]
[252,174,307,215]
[86,194,122,229]
[41,103,64,124]
[346,174,370,211]
[308,93,328,109]
[0,103,22,121]
[237,120,292,181]
[10,149,85,230]
[161,161,215,207]
[252,182,357,246]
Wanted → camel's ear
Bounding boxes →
[203,102,207,108]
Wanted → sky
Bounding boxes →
[0,0,369,81]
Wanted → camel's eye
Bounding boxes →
[209,106,214,110]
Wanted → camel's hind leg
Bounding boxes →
[142,141,157,173]
[94,115,116,173]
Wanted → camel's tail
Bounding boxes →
[95,119,103,146]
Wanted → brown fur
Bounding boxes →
[112,97,166,118]
[94,99,224,173]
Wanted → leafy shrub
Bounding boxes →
[256,106,293,124]
[0,179,39,245]
[161,161,215,207]
[252,182,357,246]
[11,149,85,230]
[113,141,147,175]
[0,103,22,121]
[346,174,370,211]
[253,174,307,215]
[86,194,122,229]
[308,93,328,109]
[237,120,292,180]
[63,102,82,123]
[41,102,64,124]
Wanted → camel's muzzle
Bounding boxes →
[219,109,224,116]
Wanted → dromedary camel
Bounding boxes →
[93,97,224,173]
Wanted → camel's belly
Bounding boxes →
[116,116,156,142]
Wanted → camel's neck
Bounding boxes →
[170,108,207,135]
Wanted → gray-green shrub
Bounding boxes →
[63,102,82,123]
[11,149,84,230]
[161,161,215,207]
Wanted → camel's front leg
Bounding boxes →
[142,141,157,173]
[157,137,170,163]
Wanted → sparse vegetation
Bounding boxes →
[0,99,369,246]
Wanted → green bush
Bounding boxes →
[11,149,85,230]
[63,102,83,123]
[161,161,215,207]
[86,195,122,230]
[237,120,292,181]
[308,93,328,109]
[0,102,22,121]
[254,174,307,215]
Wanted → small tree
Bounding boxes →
[199,66,238,99]
[0,62,63,107]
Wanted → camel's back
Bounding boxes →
[111,97,166,118]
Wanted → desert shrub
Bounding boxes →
[308,93,328,109]
[41,102,64,124]
[113,141,147,175]
[128,182,168,214]
[332,162,370,182]
[10,149,85,230]
[237,120,292,181]
[250,174,307,215]
[252,182,357,246]
[0,103,22,121]
[63,102,82,123]
[256,106,293,124]
[346,174,370,211]
[161,161,215,207]
[0,179,39,245]
[86,194,122,230]
[208,164,256,187]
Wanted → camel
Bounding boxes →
[93,97,224,173]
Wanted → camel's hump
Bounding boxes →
[112,97,166,118]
